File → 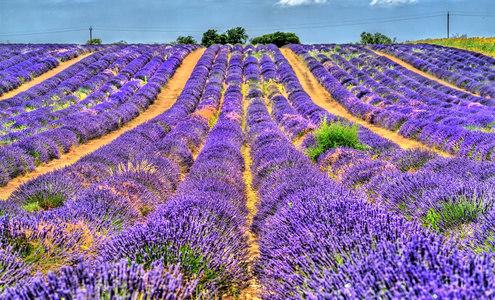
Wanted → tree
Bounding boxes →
[359,32,396,45]
[176,35,197,44]
[202,29,221,47]
[114,40,128,44]
[201,27,248,46]
[218,33,227,44]
[86,38,102,44]
[225,27,248,45]
[251,32,300,47]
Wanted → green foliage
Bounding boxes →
[22,182,76,210]
[114,40,127,44]
[202,29,221,47]
[307,118,369,161]
[22,202,41,213]
[175,35,197,44]
[85,38,102,44]
[423,197,481,231]
[359,32,396,45]
[251,31,300,47]
[201,27,248,47]
[225,27,248,44]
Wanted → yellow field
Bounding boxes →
[410,37,495,57]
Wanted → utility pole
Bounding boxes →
[89,26,93,42]
[447,11,450,39]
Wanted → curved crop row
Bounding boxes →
[241,46,495,299]
[288,44,495,160]
[0,45,198,186]
[372,43,495,97]
[0,44,105,96]
[0,45,224,297]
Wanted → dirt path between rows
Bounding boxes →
[0,48,206,200]
[235,145,261,300]
[0,53,94,100]
[370,49,480,97]
[227,92,261,300]
[280,48,452,158]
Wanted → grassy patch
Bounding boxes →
[22,202,41,213]
[423,197,481,231]
[307,118,369,161]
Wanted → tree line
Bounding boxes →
[86,29,398,46]
[174,27,301,47]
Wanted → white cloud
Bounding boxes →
[277,0,328,7]
[369,0,417,6]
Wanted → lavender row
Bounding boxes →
[254,45,495,240]
[102,50,250,297]
[321,44,495,114]
[0,47,88,92]
[288,44,495,160]
[307,44,495,127]
[0,45,197,186]
[2,44,244,298]
[308,132,495,239]
[322,45,495,139]
[240,55,495,298]
[372,43,495,97]
[258,44,399,153]
[283,45,495,253]
[0,46,144,139]
[0,45,106,97]
[0,46,127,113]
[156,44,230,173]
[2,46,175,142]
[0,45,223,298]
[0,44,98,66]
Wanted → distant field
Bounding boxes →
[411,37,495,57]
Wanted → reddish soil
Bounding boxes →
[0,48,206,199]
[280,48,452,158]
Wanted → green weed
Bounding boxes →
[307,117,369,161]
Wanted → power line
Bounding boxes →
[96,28,205,33]
[94,12,447,31]
[0,28,86,37]
[1,11,494,38]
[93,13,447,32]
[248,14,445,31]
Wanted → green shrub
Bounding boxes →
[307,118,369,161]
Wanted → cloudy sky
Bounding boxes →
[0,0,493,44]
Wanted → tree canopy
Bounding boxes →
[175,35,197,44]
[359,32,396,45]
[251,32,300,47]
[201,27,248,47]
[225,27,248,44]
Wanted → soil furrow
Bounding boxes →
[0,48,206,199]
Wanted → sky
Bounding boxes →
[0,0,493,44]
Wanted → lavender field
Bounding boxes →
[0,43,494,299]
